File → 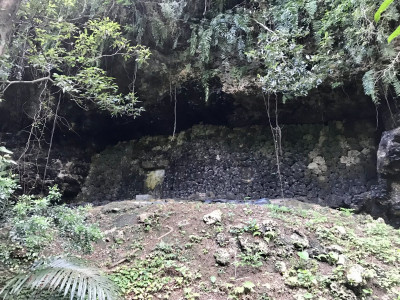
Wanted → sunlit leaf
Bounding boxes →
[0,146,13,154]
[375,0,394,23]
[388,25,400,43]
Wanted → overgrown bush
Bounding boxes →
[9,186,103,255]
[0,147,17,218]
[119,0,400,103]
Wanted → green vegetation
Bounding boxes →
[9,186,102,255]
[1,0,400,113]
[108,0,400,103]
[186,0,400,103]
[111,242,201,299]
[229,281,255,299]
[0,147,17,217]
[376,0,400,43]
[1,1,150,116]
[1,1,400,299]
[0,257,119,300]
[1,198,396,299]
[96,201,400,299]
[0,147,112,300]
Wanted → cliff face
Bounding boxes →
[1,0,400,227]
[0,0,21,56]
[77,121,399,225]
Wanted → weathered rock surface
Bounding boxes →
[138,213,152,223]
[346,264,366,286]
[214,249,231,266]
[0,133,90,199]
[94,200,151,214]
[78,122,387,217]
[290,233,309,249]
[377,127,400,178]
[275,261,287,275]
[216,233,229,247]
[203,210,222,225]
[238,235,269,255]
[376,127,400,221]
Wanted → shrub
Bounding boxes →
[9,186,103,255]
[0,146,18,218]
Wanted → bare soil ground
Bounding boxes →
[54,199,400,300]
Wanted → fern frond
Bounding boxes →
[391,75,400,97]
[305,0,317,18]
[150,18,168,46]
[383,72,400,97]
[0,257,120,300]
[198,28,213,63]
[233,13,251,33]
[362,70,379,104]
[189,27,198,56]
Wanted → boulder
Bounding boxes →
[337,254,347,265]
[377,127,400,177]
[346,264,365,286]
[275,261,287,274]
[290,233,309,249]
[216,233,229,247]
[138,213,151,223]
[136,194,154,201]
[203,210,222,225]
[113,230,125,243]
[238,235,269,255]
[214,249,231,266]
[326,244,344,253]
[145,170,165,191]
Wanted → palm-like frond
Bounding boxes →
[0,256,121,300]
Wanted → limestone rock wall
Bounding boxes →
[80,121,385,211]
[0,132,91,198]
[377,127,400,221]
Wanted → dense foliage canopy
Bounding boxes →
[1,0,399,109]
[0,0,150,117]
[1,1,400,299]
[186,0,400,102]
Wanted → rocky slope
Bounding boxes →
[47,199,400,299]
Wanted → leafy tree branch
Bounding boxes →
[1,2,151,116]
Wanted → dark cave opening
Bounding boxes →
[0,80,385,199]
[0,77,381,153]
[45,79,381,152]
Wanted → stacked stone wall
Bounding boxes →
[80,121,381,209]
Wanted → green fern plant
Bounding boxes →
[8,186,102,254]
[362,70,378,104]
[305,0,318,18]
[0,146,17,217]
[0,256,121,300]
[386,73,400,96]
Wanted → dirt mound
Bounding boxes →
[56,200,400,299]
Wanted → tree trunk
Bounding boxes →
[0,0,21,56]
